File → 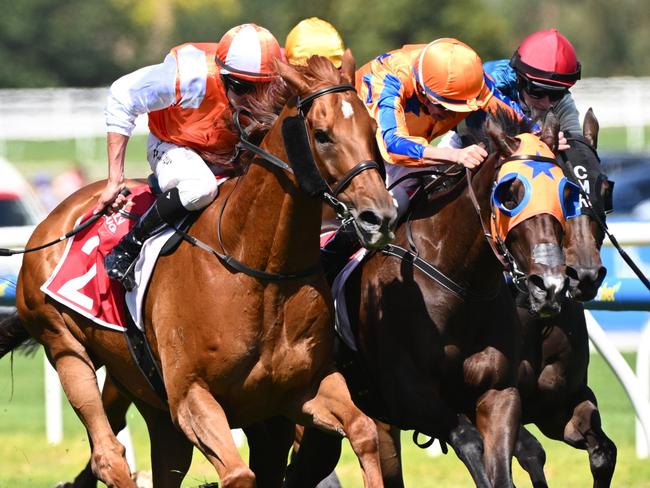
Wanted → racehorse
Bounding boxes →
[397,109,616,488]
[1,54,398,488]
[512,109,617,487]
[283,109,575,488]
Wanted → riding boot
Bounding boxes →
[320,226,361,286]
[105,187,187,290]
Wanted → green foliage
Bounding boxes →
[1,0,649,88]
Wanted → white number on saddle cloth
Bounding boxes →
[57,235,100,310]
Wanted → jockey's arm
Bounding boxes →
[93,132,129,214]
[95,54,179,214]
[423,143,487,169]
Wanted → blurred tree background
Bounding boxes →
[1,0,649,88]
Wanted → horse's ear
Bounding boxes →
[341,49,356,85]
[486,115,518,157]
[275,58,308,95]
[583,107,599,149]
[540,111,560,153]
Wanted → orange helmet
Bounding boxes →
[285,17,345,68]
[414,38,492,112]
[216,23,282,82]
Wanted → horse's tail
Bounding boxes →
[0,313,36,359]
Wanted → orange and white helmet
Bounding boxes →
[414,38,493,112]
[216,23,282,82]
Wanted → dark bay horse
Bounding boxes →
[285,110,574,488]
[419,109,616,488]
[2,54,399,488]
[513,109,617,487]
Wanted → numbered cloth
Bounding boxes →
[41,185,156,331]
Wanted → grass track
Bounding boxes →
[1,349,650,487]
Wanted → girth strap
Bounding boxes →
[123,310,168,402]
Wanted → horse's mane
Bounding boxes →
[459,108,535,153]
[206,57,346,170]
[242,55,343,136]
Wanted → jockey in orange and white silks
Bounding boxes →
[100,23,283,290]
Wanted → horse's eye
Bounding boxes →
[314,129,333,144]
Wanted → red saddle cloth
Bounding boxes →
[41,185,155,331]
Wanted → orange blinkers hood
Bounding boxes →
[491,133,580,242]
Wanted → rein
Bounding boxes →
[0,188,132,257]
[558,139,650,291]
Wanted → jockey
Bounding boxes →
[99,23,282,289]
[481,29,582,133]
[356,38,527,211]
[321,38,525,284]
[285,17,345,68]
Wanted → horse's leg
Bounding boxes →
[169,383,255,487]
[375,421,404,488]
[60,376,134,488]
[134,399,194,488]
[293,371,383,488]
[284,425,343,488]
[243,416,294,488]
[474,386,521,487]
[43,329,135,488]
[447,415,491,488]
[514,426,548,488]
[535,387,616,488]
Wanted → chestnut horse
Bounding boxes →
[284,110,573,488]
[2,55,398,488]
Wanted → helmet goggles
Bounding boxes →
[519,76,567,102]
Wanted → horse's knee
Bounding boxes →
[464,347,510,390]
[347,413,380,455]
[220,465,256,488]
[538,364,566,394]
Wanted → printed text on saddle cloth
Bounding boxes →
[41,185,156,331]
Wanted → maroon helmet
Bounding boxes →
[510,29,581,88]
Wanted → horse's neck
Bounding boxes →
[414,162,502,290]
[212,120,322,273]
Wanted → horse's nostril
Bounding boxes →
[358,210,382,228]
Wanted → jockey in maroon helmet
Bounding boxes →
[483,29,582,133]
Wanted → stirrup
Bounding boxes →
[105,249,139,291]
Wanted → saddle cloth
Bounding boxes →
[41,178,229,331]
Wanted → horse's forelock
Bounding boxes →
[461,108,535,153]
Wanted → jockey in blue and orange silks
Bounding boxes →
[355,38,527,209]
[321,38,528,283]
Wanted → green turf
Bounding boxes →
[1,349,649,487]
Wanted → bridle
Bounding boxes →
[182,82,386,281]
[468,152,563,291]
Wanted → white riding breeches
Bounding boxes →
[146,134,219,211]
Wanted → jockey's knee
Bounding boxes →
[177,178,219,211]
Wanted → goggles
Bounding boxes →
[222,75,256,96]
[519,77,567,102]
